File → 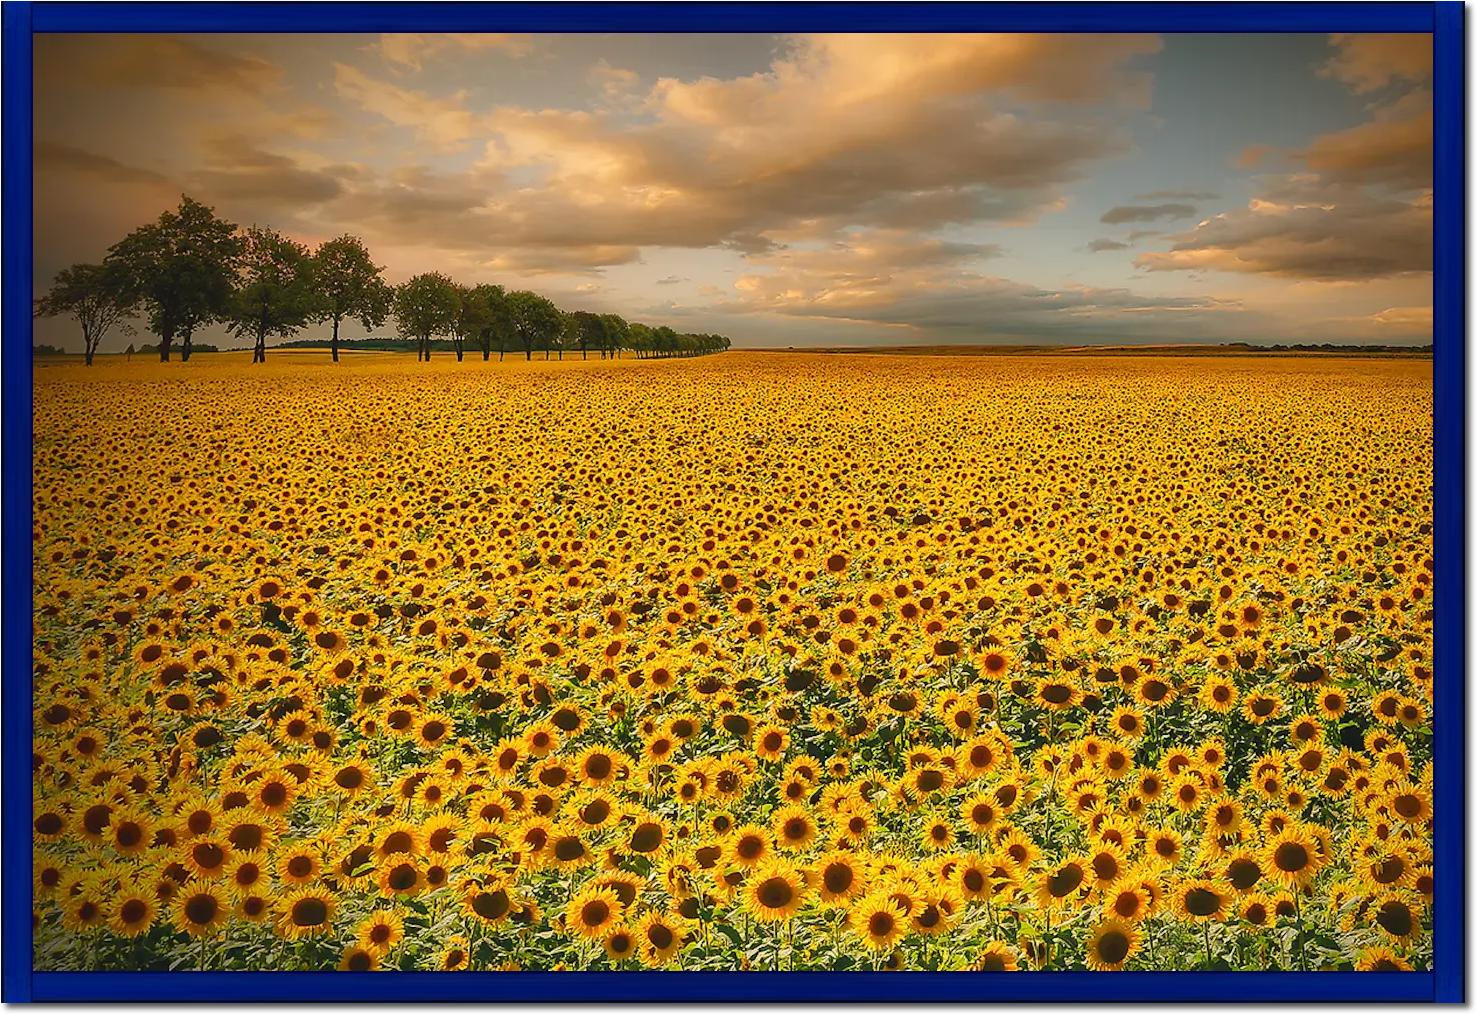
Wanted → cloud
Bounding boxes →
[715,228,1245,342]
[1135,177,1431,281]
[377,34,531,73]
[1369,305,1433,330]
[590,61,641,99]
[1100,202,1197,224]
[36,35,281,93]
[333,63,484,150]
[435,34,1156,266]
[1087,238,1129,252]
[1136,189,1219,201]
[190,136,347,206]
[35,140,171,187]
[1321,33,1432,94]
[1296,94,1431,190]
[1236,144,1273,170]
[1137,37,1432,285]
[655,276,688,285]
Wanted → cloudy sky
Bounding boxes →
[33,32,1433,350]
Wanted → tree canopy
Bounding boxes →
[105,195,243,362]
[50,193,731,364]
[312,235,392,362]
[395,273,461,361]
[34,262,137,366]
[225,227,321,363]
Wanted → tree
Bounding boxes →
[312,235,392,363]
[551,310,577,360]
[225,227,320,364]
[451,284,492,363]
[569,311,608,360]
[395,273,460,361]
[34,263,136,366]
[468,284,512,361]
[505,290,562,362]
[626,321,654,358]
[105,195,242,362]
[599,314,629,359]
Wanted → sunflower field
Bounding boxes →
[31,351,1433,972]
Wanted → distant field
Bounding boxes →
[32,352,1433,973]
[768,344,1433,358]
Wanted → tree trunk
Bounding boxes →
[331,317,340,362]
[181,328,194,362]
[158,325,174,362]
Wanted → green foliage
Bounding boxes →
[226,227,322,362]
[34,262,137,365]
[105,195,243,361]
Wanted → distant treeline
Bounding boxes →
[35,195,731,366]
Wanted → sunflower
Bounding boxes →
[726,824,772,868]
[1371,892,1424,940]
[1355,945,1414,971]
[173,885,230,937]
[1085,918,1140,970]
[1034,857,1088,910]
[1146,829,1183,868]
[357,910,405,954]
[277,844,322,886]
[1173,878,1231,922]
[1263,826,1320,887]
[1221,849,1264,893]
[771,805,818,851]
[974,940,1019,971]
[108,889,157,937]
[437,935,472,971]
[464,882,515,926]
[278,887,337,939]
[567,885,623,939]
[850,892,908,949]
[377,856,424,898]
[1385,783,1433,826]
[960,791,1001,835]
[183,835,232,880]
[744,859,806,922]
[635,911,686,966]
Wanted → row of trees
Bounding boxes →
[36,195,732,365]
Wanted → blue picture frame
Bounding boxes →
[2,2,1465,1002]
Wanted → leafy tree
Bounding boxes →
[551,310,577,360]
[226,227,321,364]
[105,195,242,362]
[395,273,461,361]
[34,262,136,366]
[468,284,512,361]
[570,311,607,360]
[450,284,492,362]
[312,235,392,362]
[599,314,629,359]
[626,321,654,358]
[653,325,678,358]
[505,290,562,361]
